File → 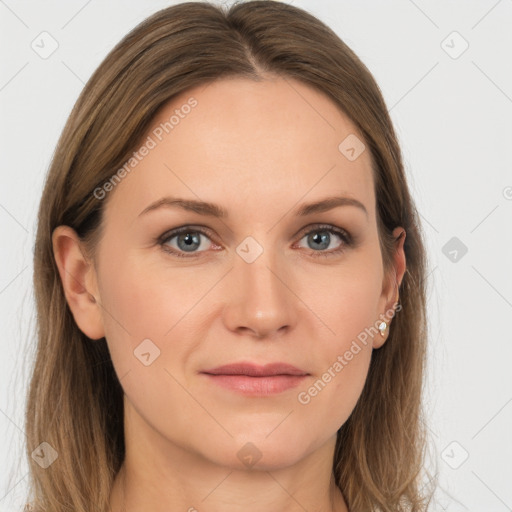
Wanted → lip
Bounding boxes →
[200,362,309,396]
[202,362,308,377]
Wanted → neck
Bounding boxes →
[108,399,349,512]
[110,446,349,512]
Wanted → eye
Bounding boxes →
[295,224,352,257]
[158,226,219,258]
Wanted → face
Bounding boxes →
[59,76,404,471]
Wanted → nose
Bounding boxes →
[221,247,298,339]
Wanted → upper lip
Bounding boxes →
[201,362,309,377]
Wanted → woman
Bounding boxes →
[26,2,434,511]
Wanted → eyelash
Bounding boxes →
[157,224,353,259]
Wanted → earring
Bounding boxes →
[379,289,400,338]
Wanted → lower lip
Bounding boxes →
[202,374,308,396]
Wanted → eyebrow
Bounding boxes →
[138,195,368,219]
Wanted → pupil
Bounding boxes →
[178,232,200,251]
[310,231,330,250]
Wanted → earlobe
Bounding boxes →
[52,225,105,340]
[373,227,407,349]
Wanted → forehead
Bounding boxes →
[105,76,375,224]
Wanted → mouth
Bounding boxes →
[200,362,310,396]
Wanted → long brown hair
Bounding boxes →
[26,2,435,510]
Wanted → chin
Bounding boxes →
[202,431,312,472]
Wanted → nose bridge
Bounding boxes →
[239,248,282,301]
[222,235,296,337]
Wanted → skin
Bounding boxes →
[53,76,406,512]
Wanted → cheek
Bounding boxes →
[95,255,205,428]
[294,257,381,428]
[95,248,222,393]
[97,249,212,341]
[296,319,374,436]
[299,254,382,348]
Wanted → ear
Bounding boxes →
[52,225,105,340]
[373,226,407,349]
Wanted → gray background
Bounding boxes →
[1,0,511,510]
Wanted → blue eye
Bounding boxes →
[158,224,353,259]
[173,232,202,252]
[160,227,214,257]
[296,225,352,257]
[294,224,355,258]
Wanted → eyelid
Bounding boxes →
[158,224,217,243]
[293,223,351,243]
